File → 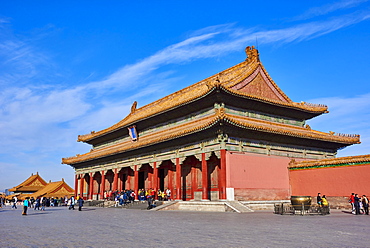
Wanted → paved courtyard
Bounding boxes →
[1,205,369,248]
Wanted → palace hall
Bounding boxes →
[62,46,361,202]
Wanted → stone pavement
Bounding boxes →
[1,205,369,248]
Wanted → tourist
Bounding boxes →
[362,195,369,215]
[349,193,355,214]
[22,197,30,215]
[130,190,136,202]
[145,188,151,200]
[157,190,163,201]
[114,194,119,207]
[69,196,75,210]
[317,193,322,206]
[41,197,47,211]
[359,198,365,214]
[147,194,154,210]
[166,188,171,201]
[34,197,41,210]
[354,194,361,215]
[119,192,124,205]
[12,196,18,209]
[77,195,84,211]
[139,189,145,202]
[151,188,156,200]
[30,197,35,208]
[123,190,128,205]
[321,195,329,207]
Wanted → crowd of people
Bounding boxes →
[0,194,84,215]
[316,193,329,207]
[349,193,369,215]
[107,188,172,208]
[0,188,173,212]
[3,190,368,215]
[315,192,369,215]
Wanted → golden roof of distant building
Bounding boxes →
[28,179,74,199]
[8,172,48,193]
[289,154,370,170]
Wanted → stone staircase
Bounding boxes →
[151,200,254,213]
[225,201,254,213]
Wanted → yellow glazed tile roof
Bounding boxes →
[77,46,328,142]
[28,180,74,198]
[63,108,359,165]
[9,173,48,192]
[289,154,370,169]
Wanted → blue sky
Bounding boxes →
[1,0,370,191]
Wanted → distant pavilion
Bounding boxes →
[8,173,74,200]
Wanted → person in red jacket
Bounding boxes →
[349,193,355,214]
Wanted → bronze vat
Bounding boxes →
[290,196,312,210]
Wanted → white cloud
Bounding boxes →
[80,10,370,95]
[293,0,369,20]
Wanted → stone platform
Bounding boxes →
[153,200,254,213]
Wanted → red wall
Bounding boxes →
[289,164,370,197]
[226,151,291,200]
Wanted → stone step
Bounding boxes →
[151,200,254,213]
[225,201,254,213]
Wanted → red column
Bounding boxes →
[202,153,209,200]
[89,173,94,200]
[168,166,173,199]
[153,162,158,197]
[149,168,153,189]
[127,172,131,190]
[219,149,227,200]
[176,158,181,200]
[80,175,84,199]
[113,168,118,191]
[74,174,78,198]
[191,165,196,200]
[134,165,139,200]
[100,171,105,200]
